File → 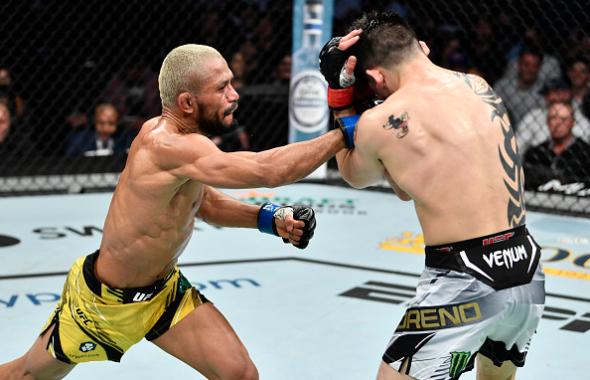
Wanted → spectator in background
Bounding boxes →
[0,102,31,158]
[440,36,471,73]
[237,37,260,83]
[494,46,544,125]
[566,29,590,64]
[0,103,11,145]
[503,27,562,84]
[102,63,160,135]
[516,78,590,156]
[0,67,26,125]
[469,18,509,84]
[567,55,590,112]
[229,51,248,92]
[238,52,291,151]
[66,103,127,157]
[523,102,590,189]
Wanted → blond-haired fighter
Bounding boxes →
[0,44,348,380]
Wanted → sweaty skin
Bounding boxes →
[336,43,525,246]
[96,117,206,288]
[96,56,345,289]
[0,47,346,380]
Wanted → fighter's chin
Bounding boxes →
[222,113,234,127]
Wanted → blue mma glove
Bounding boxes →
[334,114,360,149]
[257,203,317,249]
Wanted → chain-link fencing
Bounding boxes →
[0,0,588,215]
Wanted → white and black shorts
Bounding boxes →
[383,225,545,380]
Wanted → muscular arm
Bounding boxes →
[334,110,385,189]
[197,186,259,228]
[196,186,306,245]
[157,130,345,189]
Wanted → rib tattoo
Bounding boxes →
[454,72,526,226]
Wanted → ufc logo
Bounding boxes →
[132,292,154,302]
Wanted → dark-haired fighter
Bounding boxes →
[320,11,545,380]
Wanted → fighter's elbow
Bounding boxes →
[396,192,413,201]
[342,173,369,189]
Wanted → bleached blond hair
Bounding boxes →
[158,44,223,108]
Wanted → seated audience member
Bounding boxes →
[102,64,160,135]
[0,67,26,124]
[503,28,562,83]
[566,55,590,112]
[229,51,248,92]
[517,78,590,156]
[494,46,545,125]
[0,102,31,158]
[0,102,12,147]
[523,102,590,189]
[66,103,126,157]
[238,52,291,151]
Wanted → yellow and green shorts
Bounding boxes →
[41,250,208,364]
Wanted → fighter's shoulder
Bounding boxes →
[449,71,492,91]
[148,123,216,167]
[360,93,410,125]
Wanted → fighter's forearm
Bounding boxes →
[197,186,259,228]
[252,129,345,187]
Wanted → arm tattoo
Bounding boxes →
[453,72,526,226]
[382,112,409,138]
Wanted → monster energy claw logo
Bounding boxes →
[449,351,471,378]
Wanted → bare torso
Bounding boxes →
[96,117,203,288]
[369,68,525,245]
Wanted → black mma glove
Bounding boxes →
[319,35,376,111]
[257,203,317,250]
[319,37,357,110]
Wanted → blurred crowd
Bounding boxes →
[0,0,589,190]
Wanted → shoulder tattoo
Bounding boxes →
[382,112,410,138]
[453,72,526,227]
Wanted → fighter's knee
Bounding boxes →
[0,356,27,380]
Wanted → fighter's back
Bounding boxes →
[365,68,525,245]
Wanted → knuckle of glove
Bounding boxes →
[292,206,317,247]
[319,37,350,89]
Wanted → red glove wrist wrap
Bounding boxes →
[328,87,354,110]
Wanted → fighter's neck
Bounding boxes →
[396,57,440,88]
[161,108,199,134]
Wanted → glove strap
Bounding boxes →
[336,115,360,149]
[257,202,281,236]
[328,87,354,110]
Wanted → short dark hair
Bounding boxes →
[518,45,544,62]
[349,10,419,70]
[567,54,590,69]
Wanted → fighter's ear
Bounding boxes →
[177,92,196,114]
[419,41,430,56]
[365,68,384,89]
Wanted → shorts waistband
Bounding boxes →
[425,225,528,255]
[82,250,174,304]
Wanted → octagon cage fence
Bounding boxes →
[0,0,589,217]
